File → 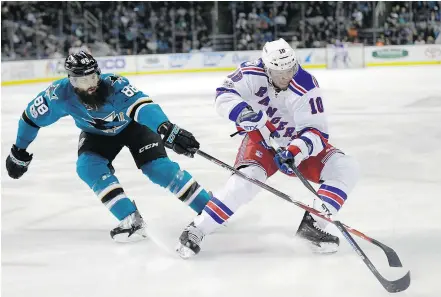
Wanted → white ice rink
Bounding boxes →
[2,66,441,297]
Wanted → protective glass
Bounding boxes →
[69,73,100,91]
[268,65,298,90]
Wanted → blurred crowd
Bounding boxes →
[297,1,375,47]
[234,1,440,49]
[235,2,375,50]
[2,1,440,60]
[377,1,440,45]
[1,1,213,60]
[92,2,214,55]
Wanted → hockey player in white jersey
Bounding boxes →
[176,38,359,258]
[332,40,350,68]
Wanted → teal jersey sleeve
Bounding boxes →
[103,74,169,133]
[16,79,69,149]
[24,80,69,127]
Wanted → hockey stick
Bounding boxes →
[195,149,410,293]
[269,141,411,293]
[267,138,408,266]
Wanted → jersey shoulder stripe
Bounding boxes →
[240,59,267,77]
[215,87,241,99]
[290,66,319,95]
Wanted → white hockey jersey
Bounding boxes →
[215,58,329,157]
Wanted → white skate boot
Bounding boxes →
[110,205,147,243]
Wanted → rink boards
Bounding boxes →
[1,44,440,86]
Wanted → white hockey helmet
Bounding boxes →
[261,38,298,90]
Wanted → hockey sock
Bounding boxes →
[141,158,210,213]
[195,165,266,234]
[93,176,136,220]
[312,183,348,229]
[77,152,136,221]
[316,184,347,213]
[166,169,211,213]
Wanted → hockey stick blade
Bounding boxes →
[196,149,410,292]
[336,221,411,293]
[297,174,404,267]
[195,149,403,263]
[372,239,403,268]
[274,149,411,291]
[268,137,405,269]
[340,224,404,268]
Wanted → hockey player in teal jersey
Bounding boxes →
[5,51,212,242]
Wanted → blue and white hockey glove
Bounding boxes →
[158,121,200,158]
[273,139,309,174]
[235,106,280,150]
[6,144,33,179]
[236,106,267,132]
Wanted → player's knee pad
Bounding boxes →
[77,153,130,218]
[340,155,360,192]
[76,152,115,189]
[214,165,267,211]
[330,154,360,192]
[239,165,267,182]
[321,153,360,193]
[141,157,181,188]
[317,154,360,213]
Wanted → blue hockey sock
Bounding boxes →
[141,158,210,213]
[108,198,137,221]
[77,152,136,221]
[93,179,137,221]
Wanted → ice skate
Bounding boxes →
[110,206,147,243]
[296,211,339,254]
[176,222,204,259]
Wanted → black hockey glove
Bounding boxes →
[158,121,200,158]
[6,144,33,179]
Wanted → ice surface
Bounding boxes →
[2,66,441,297]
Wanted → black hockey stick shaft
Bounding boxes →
[196,149,391,259]
[196,149,410,293]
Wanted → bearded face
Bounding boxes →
[69,73,111,110]
[74,81,112,110]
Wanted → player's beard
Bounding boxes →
[75,80,111,110]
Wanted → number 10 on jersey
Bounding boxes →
[309,97,324,114]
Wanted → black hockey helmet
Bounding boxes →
[64,51,101,77]
[65,51,102,94]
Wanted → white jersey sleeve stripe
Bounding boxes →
[288,83,304,96]
[290,79,307,94]
[215,87,241,99]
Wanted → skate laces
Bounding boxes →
[119,211,143,229]
[119,214,133,229]
[306,213,332,238]
[186,224,204,245]
[312,220,333,239]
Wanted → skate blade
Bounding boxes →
[309,242,339,254]
[112,229,148,243]
[175,243,196,259]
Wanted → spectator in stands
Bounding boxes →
[427,36,435,43]
[414,34,426,44]
[69,40,92,55]
[2,1,440,60]
[290,35,301,49]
